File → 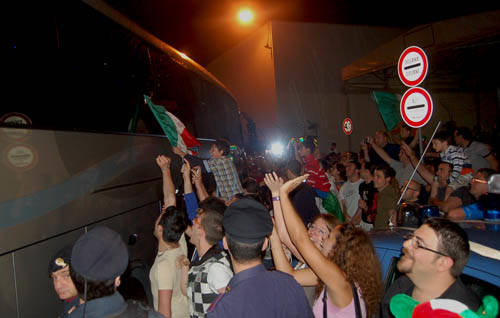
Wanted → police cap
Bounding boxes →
[48,245,72,274]
[71,226,128,281]
[223,198,273,243]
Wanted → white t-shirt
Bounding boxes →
[206,261,233,292]
[465,141,491,171]
[389,159,426,186]
[150,235,189,318]
[339,179,364,218]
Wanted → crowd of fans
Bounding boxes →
[47,122,499,318]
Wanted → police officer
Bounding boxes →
[68,226,163,318]
[48,245,80,317]
[207,198,313,318]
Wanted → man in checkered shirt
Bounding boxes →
[174,139,243,201]
[179,208,233,317]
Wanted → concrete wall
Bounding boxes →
[271,22,405,154]
[207,22,405,153]
[207,23,278,146]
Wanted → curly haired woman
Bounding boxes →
[272,174,382,318]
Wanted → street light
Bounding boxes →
[237,8,254,25]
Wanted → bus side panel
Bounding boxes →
[0,253,17,318]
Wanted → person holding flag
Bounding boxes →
[145,95,243,202]
[145,95,201,154]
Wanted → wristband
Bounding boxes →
[272,196,280,202]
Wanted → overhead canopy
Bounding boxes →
[342,10,500,91]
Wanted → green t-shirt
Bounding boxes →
[374,185,399,229]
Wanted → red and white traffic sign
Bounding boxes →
[398,46,428,87]
[400,87,433,128]
[342,117,353,135]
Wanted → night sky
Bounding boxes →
[8,0,500,66]
[4,0,500,135]
[101,0,500,65]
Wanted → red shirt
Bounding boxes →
[303,154,331,193]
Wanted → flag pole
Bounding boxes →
[397,121,441,206]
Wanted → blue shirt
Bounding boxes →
[207,264,313,318]
[67,292,163,318]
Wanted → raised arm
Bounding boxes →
[279,175,351,305]
[264,172,304,262]
[172,146,187,158]
[192,166,209,201]
[156,155,176,207]
[361,139,371,163]
[182,159,193,194]
[401,142,434,185]
[367,136,392,164]
[269,224,318,286]
[180,159,200,222]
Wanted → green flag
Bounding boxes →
[372,91,401,131]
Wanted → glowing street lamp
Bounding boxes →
[237,8,254,25]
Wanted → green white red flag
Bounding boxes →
[145,95,200,153]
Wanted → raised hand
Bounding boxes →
[280,174,309,195]
[191,166,202,182]
[400,142,415,157]
[181,158,191,178]
[172,146,186,157]
[156,155,171,172]
[264,172,284,195]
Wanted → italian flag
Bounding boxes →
[145,95,200,153]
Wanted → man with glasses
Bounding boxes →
[381,218,480,317]
[400,180,424,205]
[448,168,496,220]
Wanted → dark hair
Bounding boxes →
[335,163,347,181]
[226,234,265,263]
[375,164,396,179]
[242,177,259,194]
[302,136,316,153]
[203,173,218,197]
[349,160,361,170]
[424,218,469,277]
[362,162,376,174]
[159,206,188,243]
[199,197,226,215]
[323,153,340,171]
[375,164,399,194]
[214,139,230,156]
[286,159,302,177]
[200,209,224,246]
[455,126,473,141]
[477,168,496,181]
[70,269,115,301]
[438,161,453,171]
[434,131,452,144]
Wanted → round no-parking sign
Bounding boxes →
[398,46,428,87]
[342,118,353,135]
[400,87,433,128]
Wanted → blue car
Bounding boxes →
[370,224,500,300]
